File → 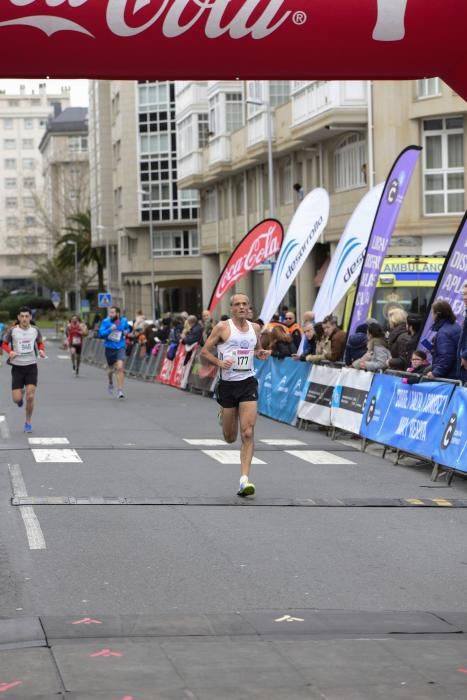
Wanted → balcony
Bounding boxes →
[175,82,208,117]
[208,135,231,166]
[178,152,204,181]
[247,111,275,148]
[291,81,367,128]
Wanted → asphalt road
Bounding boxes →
[1,340,467,698]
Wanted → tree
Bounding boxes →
[32,257,74,300]
[56,210,105,292]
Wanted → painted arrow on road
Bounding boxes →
[0,682,22,693]
[274,615,305,623]
[90,649,123,657]
[72,617,103,625]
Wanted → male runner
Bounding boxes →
[201,294,270,497]
[67,315,88,376]
[2,306,46,433]
[98,306,130,399]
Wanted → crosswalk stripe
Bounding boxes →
[31,449,82,463]
[203,450,266,465]
[28,437,70,445]
[260,439,307,446]
[285,450,356,465]
[184,439,227,446]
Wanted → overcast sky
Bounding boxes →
[0,79,89,106]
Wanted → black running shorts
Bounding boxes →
[11,364,38,390]
[216,377,258,408]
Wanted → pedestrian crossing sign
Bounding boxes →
[98,292,112,308]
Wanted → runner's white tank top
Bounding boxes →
[218,319,257,382]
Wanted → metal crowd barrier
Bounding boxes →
[81,337,167,382]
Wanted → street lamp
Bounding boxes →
[95,225,111,293]
[138,187,156,321]
[65,240,80,314]
[247,95,275,218]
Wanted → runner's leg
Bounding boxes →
[115,359,124,390]
[12,387,23,406]
[70,347,76,371]
[222,407,239,444]
[238,400,257,478]
[25,384,35,423]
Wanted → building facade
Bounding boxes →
[88,80,202,319]
[176,79,467,320]
[0,84,70,290]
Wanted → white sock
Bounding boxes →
[240,475,248,485]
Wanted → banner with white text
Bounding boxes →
[331,367,375,435]
[297,364,341,427]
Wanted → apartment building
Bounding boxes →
[0,84,70,290]
[177,79,467,319]
[39,106,89,255]
[88,80,202,318]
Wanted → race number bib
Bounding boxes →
[72,336,81,346]
[108,330,122,342]
[19,339,33,355]
[231,349,254,372]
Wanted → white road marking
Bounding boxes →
[28,437,70,445]
[8,464,46,550]
[57,355,70,359]
[203,450,266,465]
[0,415,10,440]
[32,449,82,463]
[260,439,306,446]
[184,439,227,446]
[286,450,356,465]
[274,615,305,623]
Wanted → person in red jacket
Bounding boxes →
[67,315,88,376]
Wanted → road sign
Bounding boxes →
[51,291,61,309]
[98,293,112,308]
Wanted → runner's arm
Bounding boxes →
[2,329,16,358]
[200,322,232,369]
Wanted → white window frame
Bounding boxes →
[416,78,441,99]
[423,116,464,216]
[333,133,366,192]
[152,229,199,257]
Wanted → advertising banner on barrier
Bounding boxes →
[312,183,384,322]
[255,357,311,425]
[431,386,467,472]
[208,219,283,312]
[2,2,467,102]
[347,146,422,336]
[360,374,455,459]
[259,188,329,324]
[297,364,341,427]
[157,343,198,389]
[419,211,467,351]
[331,368,375,435]
[187,347,219,394]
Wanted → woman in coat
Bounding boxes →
[386,307,411,370]
[270,325,296,359]
[353,322,391,371]
[426,301,461,380]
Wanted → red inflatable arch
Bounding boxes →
[1,1,466,100]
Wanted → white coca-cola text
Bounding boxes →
[215,226,281,299]
[2,0,293,40]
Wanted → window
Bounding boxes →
[8,100,18,107]
[179,189,199,208]
[279,161,293,205]
[416,79,440,99]
[6,235,19,247]
[138,81,169,108]
[24,118,34,129]
[5,178,17,189]
[114,186,123,208]
[4,159,16,170]
[112,139,121,161]
[203,190,216,223]
[423,117,464,215]
[25,216,36,227]
[178,116,194,157]
[23,177,35,188]
[140,133,169,155]
[152,229,199,256]
[4,139,16,150]
[269,81,290,108]
[3,118,13,129]
[23,196,34,208]
[22,158,35,170]
[25,236,39,246]
[6,217,17,229]
[5,197,17,209]
[235,179,245,216]
[209,94,220,135]
[22,138,34,149]
[334,133,367,191]
[68,136,88,153]
[225,93,243,132]
[198,114,209,147]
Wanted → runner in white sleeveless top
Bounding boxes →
[201,294,270,497]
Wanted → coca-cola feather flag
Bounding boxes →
[208,219,284,313]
